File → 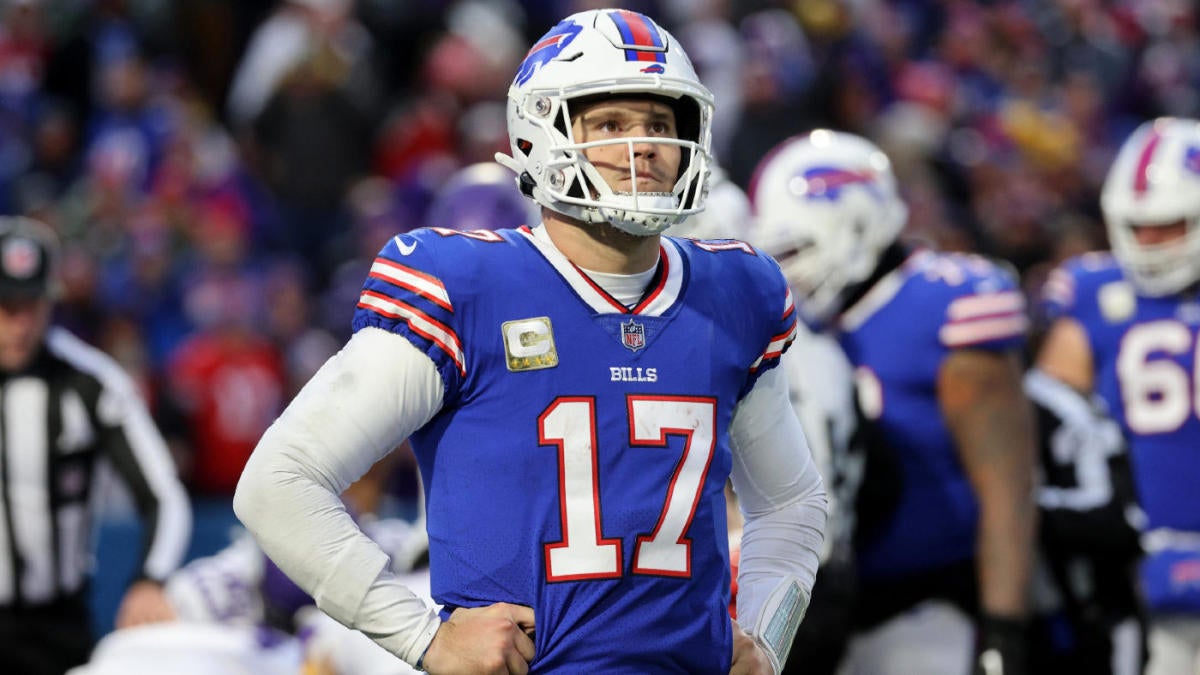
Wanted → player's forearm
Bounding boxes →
[941,351,1038,617]
[738,484,826,597]
[729,367,827,669]
[730,368,827,595]
[235,328,448,665]
[736,494,824,674]
[234,419,390,609]
[235,422,440,665]
[973,401,1037,617]
[976,487,1036,617]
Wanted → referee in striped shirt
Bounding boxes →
[0,217,191,674]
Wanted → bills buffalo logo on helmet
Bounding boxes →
[798,166,881,202]
[514,19,583,86]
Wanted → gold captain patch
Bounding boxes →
[502,316,559,371]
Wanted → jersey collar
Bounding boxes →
[518,225,685,315]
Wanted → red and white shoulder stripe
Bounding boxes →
[750,289,798,373]
[357,255,465,376]
[939,289,1028,348]
[367,258,453,312]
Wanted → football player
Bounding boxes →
[1037,116,1200,675]
[749,130,1038,675]
[235,9,826,675]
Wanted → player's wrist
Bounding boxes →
[750,633,782,675]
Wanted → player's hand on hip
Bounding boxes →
[422,602,536,675]
[730,621,774,675]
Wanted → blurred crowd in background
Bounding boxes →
[0,0,1195,633]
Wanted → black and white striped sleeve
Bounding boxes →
[50,328,192,582]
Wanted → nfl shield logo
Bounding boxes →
[621,318,646,352]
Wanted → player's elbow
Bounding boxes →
[232,436,275,535]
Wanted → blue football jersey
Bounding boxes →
[837,250,1027,581]
[351,227,796,673]
[1042,253,1200,533]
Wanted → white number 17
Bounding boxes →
[537,395,717,582]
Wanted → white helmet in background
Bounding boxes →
[666,163,750,240]
[1101,117,1200,296]
[747,130,908,324]
[495,9,714,236]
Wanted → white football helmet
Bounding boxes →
[1101,117,1200,296]
[495,9,714,236]
[665,163,750,240]
[747,130,908,323]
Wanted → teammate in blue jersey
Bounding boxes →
[748,130,1038,675]
[235,8,826,675]
[1037,117,1200,675]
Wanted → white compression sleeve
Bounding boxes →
[233,327,446,666]
[729,366,828,672]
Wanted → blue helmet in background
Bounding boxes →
[423,162,540,232]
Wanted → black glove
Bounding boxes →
[973,614,1028,675]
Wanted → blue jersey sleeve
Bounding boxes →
[351,228,467,391]
[1039,252,1122,327]
[749,267,798,376]
[674,238,797,396]
[924,253,1028,352]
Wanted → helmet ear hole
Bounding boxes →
[518,172,537,198]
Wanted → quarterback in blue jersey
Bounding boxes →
[748,131,1038,675]
[1037,117,1200,675]
[235,8,826,675]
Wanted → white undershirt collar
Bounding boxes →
[531,225,659,308]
